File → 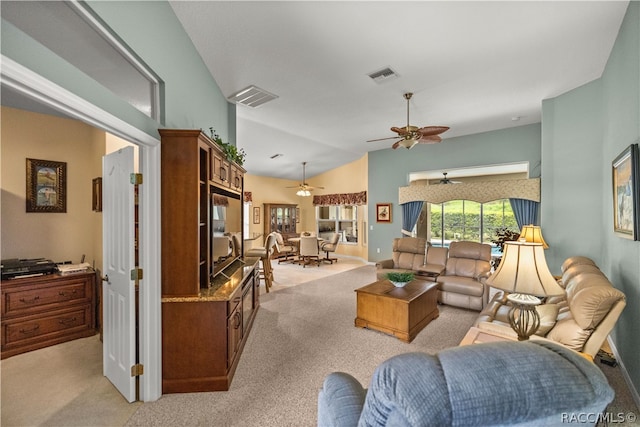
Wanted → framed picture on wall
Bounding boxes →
[26,158,67,213]
[253,206,260,224]
[612,143,639,240]
[376,203,392,223]
[296,207,300,223]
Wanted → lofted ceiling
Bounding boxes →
[1,2,629,183]
[169,1,628,181]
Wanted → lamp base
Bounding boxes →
[506,293,541,341]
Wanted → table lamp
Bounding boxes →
[519,224,549,248]
[486,241,564,340]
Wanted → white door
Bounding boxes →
[102,147,136,402]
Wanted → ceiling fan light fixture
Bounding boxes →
[397,138,419,149]
[296,189,311,197]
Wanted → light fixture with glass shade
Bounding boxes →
[519,224,549,248]
[485,241,564,340]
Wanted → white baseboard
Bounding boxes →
[607,337,640,409]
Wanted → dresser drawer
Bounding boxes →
[2,305,92,347]
[2,274,93,318]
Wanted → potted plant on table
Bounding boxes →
[386,272,415,288]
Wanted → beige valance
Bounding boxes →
[313,191,367,206]
[399,178,540,204]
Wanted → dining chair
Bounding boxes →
[298,235,321,268]
[320,233,340,264]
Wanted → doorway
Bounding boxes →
[1,58,162,401]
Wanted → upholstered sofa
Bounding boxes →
[318,341,614,427]
[475,256,626,358]
[376,238,492,311]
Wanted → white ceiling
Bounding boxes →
[170,1,628,181]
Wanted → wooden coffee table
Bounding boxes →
[354,279,439,343]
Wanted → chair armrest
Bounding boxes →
[318,372,366,427]
[376,259,394,269]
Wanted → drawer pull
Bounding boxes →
[19,296,40,304]
[59,317,77,325]
[234,312,241,329]
[58,290,77,297]
[19,325,40,334]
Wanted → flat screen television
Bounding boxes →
[211,187,243,279]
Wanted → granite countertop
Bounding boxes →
[162,257,259,303]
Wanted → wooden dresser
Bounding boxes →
[1,271,96,359]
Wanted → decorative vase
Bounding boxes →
[390,281,409,288]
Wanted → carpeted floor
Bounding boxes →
[2,259,638,426]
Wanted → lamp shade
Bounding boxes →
[397,138,419,149]
[486,241,564,297]
[519,224,549,248]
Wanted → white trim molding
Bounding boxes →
[1,55,162,402]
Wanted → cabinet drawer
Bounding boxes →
[3,281,89,316]
[3,305,91,346]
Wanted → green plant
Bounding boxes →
[386,272,415,283]
[209,128,246,166]
[491,227,520,253]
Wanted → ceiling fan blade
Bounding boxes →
[418,126,450,137]
[367,136,403,142]
[418,135,442,144]
[392,140,401,150]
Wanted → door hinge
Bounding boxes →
[131,268,143,281]
[131,364,144,377]
[130,173,143,185]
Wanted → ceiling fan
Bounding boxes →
[367,92,449,150]
[439,172,462,184]
[286,162,324,196]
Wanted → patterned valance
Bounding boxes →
[313,191,367,206]
[213,194,229,206]
[244,191,252,203]
[399,178,540,204]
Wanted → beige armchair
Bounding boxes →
[476,256,626,358]
[438,241,492,311]
[320,233,340,264]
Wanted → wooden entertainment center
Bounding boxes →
[159,129,259,393]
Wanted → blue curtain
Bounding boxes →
[509,198,539,229]
[401,201,425,236]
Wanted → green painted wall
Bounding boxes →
[1,1,233,142]
[368,123,541,262]
[543,1,639,400]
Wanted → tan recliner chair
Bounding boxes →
[476,257,626,358]
[375,237,448,282]
[438,241,492,311]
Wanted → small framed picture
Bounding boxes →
[376,203,392,223]
[253,206,260,224]
[92,177,102,212]
[296,207,300,223]
[26,158,67,213]
[612,143,639,240]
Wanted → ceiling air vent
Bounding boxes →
[228,85,278,108]
[368,67,399,84]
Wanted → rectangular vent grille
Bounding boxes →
[228,85,278,108]
[368,67,399,84]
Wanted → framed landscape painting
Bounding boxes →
[26,158,67,213]
[612,144,639,240]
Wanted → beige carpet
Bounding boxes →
[2,257,638,426]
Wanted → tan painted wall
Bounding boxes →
[1,107,104,265]
[244,154,369,260]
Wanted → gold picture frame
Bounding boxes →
[376,203,392,223]
[612,143,639,240]
[26,158,67,213]
[253,206,260,224]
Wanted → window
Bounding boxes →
[429,199,518,254]
[317,206,358,245]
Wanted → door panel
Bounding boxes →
[102,147,136,402]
